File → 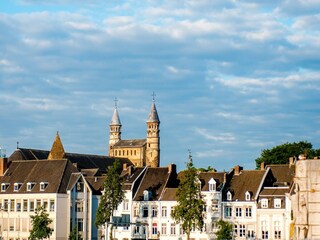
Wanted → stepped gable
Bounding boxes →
[0,159,78,194]
[224,169,266,201]
[199,172,226,191]
[133,166,171,201]
[114,139,146,147]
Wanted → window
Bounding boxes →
[16,200,21,212]
[143,206,148,217]
[123,199,129,211]
[161,206,167,217]
[23,200,28,212]
[261,220,268,239]
[43,200,48,211]
[151,206,158,217]
[208,178,216,192]
[76,200,83,212]
[76,182,84,192]
[161,223,167,235]
[152,223,157,235]
[10,199,14,212]
[36,199,41,209]
[3,199,8,211]
[170,206,174,216]
[1,183,9,192]
[143,190,149,201]
[50,200,55,212]
[40,182,48,191]
[239,224,246,237]
[234,224,238,236]
[245,207,252,217]
[134,226,140,234]
[235,207,242,217]
[245,191,251,201]
[77,218,83,231]
[274,199,281,208]
[171,223,176,235]
[227,191,232,201]
[27,182,35,191]
[261,199,268,208]
[224,206,232,218]
[134,206,139,217]
[29,200,34,212]
[274,221,281,239]
[247,230,255,238]
[14,183,22,192]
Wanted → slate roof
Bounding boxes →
[0,160,78,194]
[224,170,266,201]
[161,188,177,201]
[147,101,160,123]
[8,148,132,174]
[110,108,121,125]
[268,164,294,187]
[113,139,146,148]
[133,167,172,201]
[259,187,290,196]
[199,172,226,191]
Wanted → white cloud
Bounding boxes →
[195,128,235,143]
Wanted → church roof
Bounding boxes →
[48,132,66,160]
[114,139,146,148]
[110,108,121,125]
[147,101,160,123]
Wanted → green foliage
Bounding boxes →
[69,225,82,240]
[29,206,53,240]
[255,141,320,168]
[95,159,124,228]
[197,166,216,172]
[215,220,233,240]
[172,152,205,240]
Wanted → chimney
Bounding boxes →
[223,173,227,183]
[128,165,133,176]
[168,164,176,174]
[260,162,265,170]
[0,157,8,176]
[234,165,242,175]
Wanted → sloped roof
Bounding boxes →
[133,167,171,201]
[85,176,106,194]
[161,188,177,201]
[114,139,146,148]
[259,187,290,196]
[267,164,294,186]
[0,160,78,194]
[224,170,266,201]
[147,101,160,123]
[8,148,132,174]
[199,172,226,191]
[48,132,65,160]
[110,108,121,125]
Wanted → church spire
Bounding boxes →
[147,93,160,123]
[110,97,121,125]
[48,131,66,160]
[109,98,122,156]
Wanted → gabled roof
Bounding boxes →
[0,159,78,194]
[114,139,146,148]
[267,164,294,187]
[133,166,172,201]
[199,172,226,191]
[161,188,177,201]
[224,170,266,201]
[8,148,132,174]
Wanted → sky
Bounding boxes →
[1,0,320,172]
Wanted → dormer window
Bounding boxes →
[27,182,36,191]
[1,183,9,192]
[40,182,48,191]
[245,191,251,201]
[208,178,216,192]
[14,183,22,192]
[227,191,232,201]
[143,190,150,201]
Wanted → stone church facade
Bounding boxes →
[108,100,160,168]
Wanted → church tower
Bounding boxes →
[146,98,160,167]
[108,105,122,156]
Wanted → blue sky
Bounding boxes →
[1,0,320,171]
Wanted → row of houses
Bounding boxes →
[0,134,318,240]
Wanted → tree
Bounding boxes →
[172,152,205,240]
[95,159,125,240]
[255,141,320,168]
[29,206,53,240]
[215,220,233,240]
[68,225,82,240]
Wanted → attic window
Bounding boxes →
[227,191,232,201]
[1,183,9,192]
[14,183,22,192]
[143,190,151,201]
[208,178,216,192]
[27,182,36,191]
[245,191,251,201]
[40,182,49,191]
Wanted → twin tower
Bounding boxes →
[108,99,160,168]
